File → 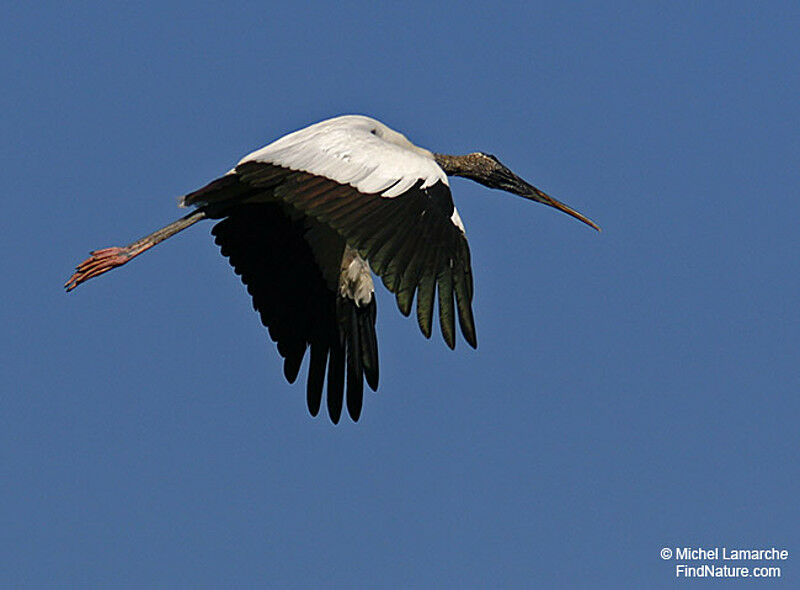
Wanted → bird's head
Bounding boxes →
[434,151,600,231]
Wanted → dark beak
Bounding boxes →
[499,169,600,231]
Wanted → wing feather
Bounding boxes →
[438,260,456,350]
[210,201,379,423]
[326,340,345,424]
[237,115,447,198]
[179,115,478,422]
[306,342,327,416]
[228,162,477,349]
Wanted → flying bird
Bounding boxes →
[66,115,598,423]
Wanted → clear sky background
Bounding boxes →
[2,2,798,588]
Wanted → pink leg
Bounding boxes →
[64,209,207,292]
[65,245,146,292]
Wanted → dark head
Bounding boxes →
[433,152,600,231]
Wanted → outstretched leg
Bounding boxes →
[65,209,208,291]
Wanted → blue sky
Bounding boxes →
[3,2,798,587]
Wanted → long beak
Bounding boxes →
[505,172,600,231]
[526,184,600,231]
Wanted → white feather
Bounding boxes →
[450,207,466,233]
[339,246,374,307]
[238,115,448,198]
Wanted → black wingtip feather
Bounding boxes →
[344,304,364,422]
[457,300,477,349]
[396,288,414,317]
[307,343,327,417]
[327,340,345,424]
[360,301,380,391]
[283,349,304,383]
[438,272,456,350]
[416,271,437,339]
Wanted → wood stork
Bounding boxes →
[65,115,599,423]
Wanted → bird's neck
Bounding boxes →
[433,153,470,176]
[433,153,489,180]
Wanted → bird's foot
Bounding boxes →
[64,246,132,291]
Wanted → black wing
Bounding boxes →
[211,202,378,423]
[233,162,477,350]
